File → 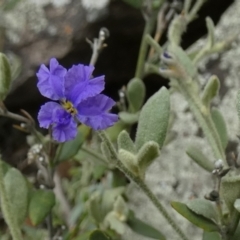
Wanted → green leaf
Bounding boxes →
[171,202,219,232]
[104,211,126,235]
[234,199,240,212]
[122,0,143,9]
[88,193,104,223]
[186,199,218,222]
[106,121,126,142]
[117,130,136,153]
[168,44,197,78]
[211,108,228,149]
[0,53,11,101]
[89,230,111,240]
[202,75,220,108]
[101,187,125,217]
[137,141,160,178]
[186,145,214,172]
[127,78,146,112]
[135,87,170,150]
[232,222,240,240]
[4,168,29,226]
[206,17,215,48]
[28,189,55,226]
[127,210,166,239]
[56,125,90,162]
[118,149,139,176]
[202,231,221,240]
[119,111,139,124]
[221,175,240,213]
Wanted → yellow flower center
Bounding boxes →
[61,100,78,115]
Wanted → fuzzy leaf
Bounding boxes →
[127,78,146,112]
[206,17,215,48]
[0,53,11,101]
[202,75,220,108]
[171,202,219,232]
[186,199,218,222]
[117,130,136,153]
[119,111,139,124]
[127,210,166,239]
[137,141,160,178]
[186,145,214,172]
[113,196,129,221]
[202,231,221,240]
[89,193,104,223]
[104,211,126,235]
[234,199,240,213]
[89,230,111,240]
[106,121,126,142]
[168,44,197,78]
[4,168,29,226]
[211,108,228,149]
[28,189,55,226]
[221,175,240,213]
[101,187,125,217]
[135,87,170,150]
[118,149,139,176]
[56,125,90,162]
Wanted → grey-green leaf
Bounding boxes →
[28,189,55,226]
[118,149,139,176]
[211,108,228,149]
[4,168,29,226]
[206,17,215,48]
[89,230,111,240]
[135,87,170,150]
[186,145,214,172]
[127,78,146,112]
[117,130,136,153]
[119,111,139,124]
[0,53,11,101]
[171,202,219,232]
[221,175,240,213]
[202,75,220,108]
[137,141,160,178]
[202,231,221,240]
[127,210,166,240]
[234,199,240,213]
[56,125,90,162]
[186,199,218,223]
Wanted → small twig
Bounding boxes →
[88,28,109,66]
[54,172,72,228]
[148,3,169,60]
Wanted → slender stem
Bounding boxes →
[177,81,226,164]
[81,146,109,165]
[228,211,240,238]
[47,213,54,239]
[97,131,189,240]
[135,15,156,79]
[0,160,23,240]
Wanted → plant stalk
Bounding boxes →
[97,131,189,240]
[177,81,226,164]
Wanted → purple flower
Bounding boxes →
[37,58,118,142]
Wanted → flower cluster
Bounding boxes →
[37,58,118,142]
